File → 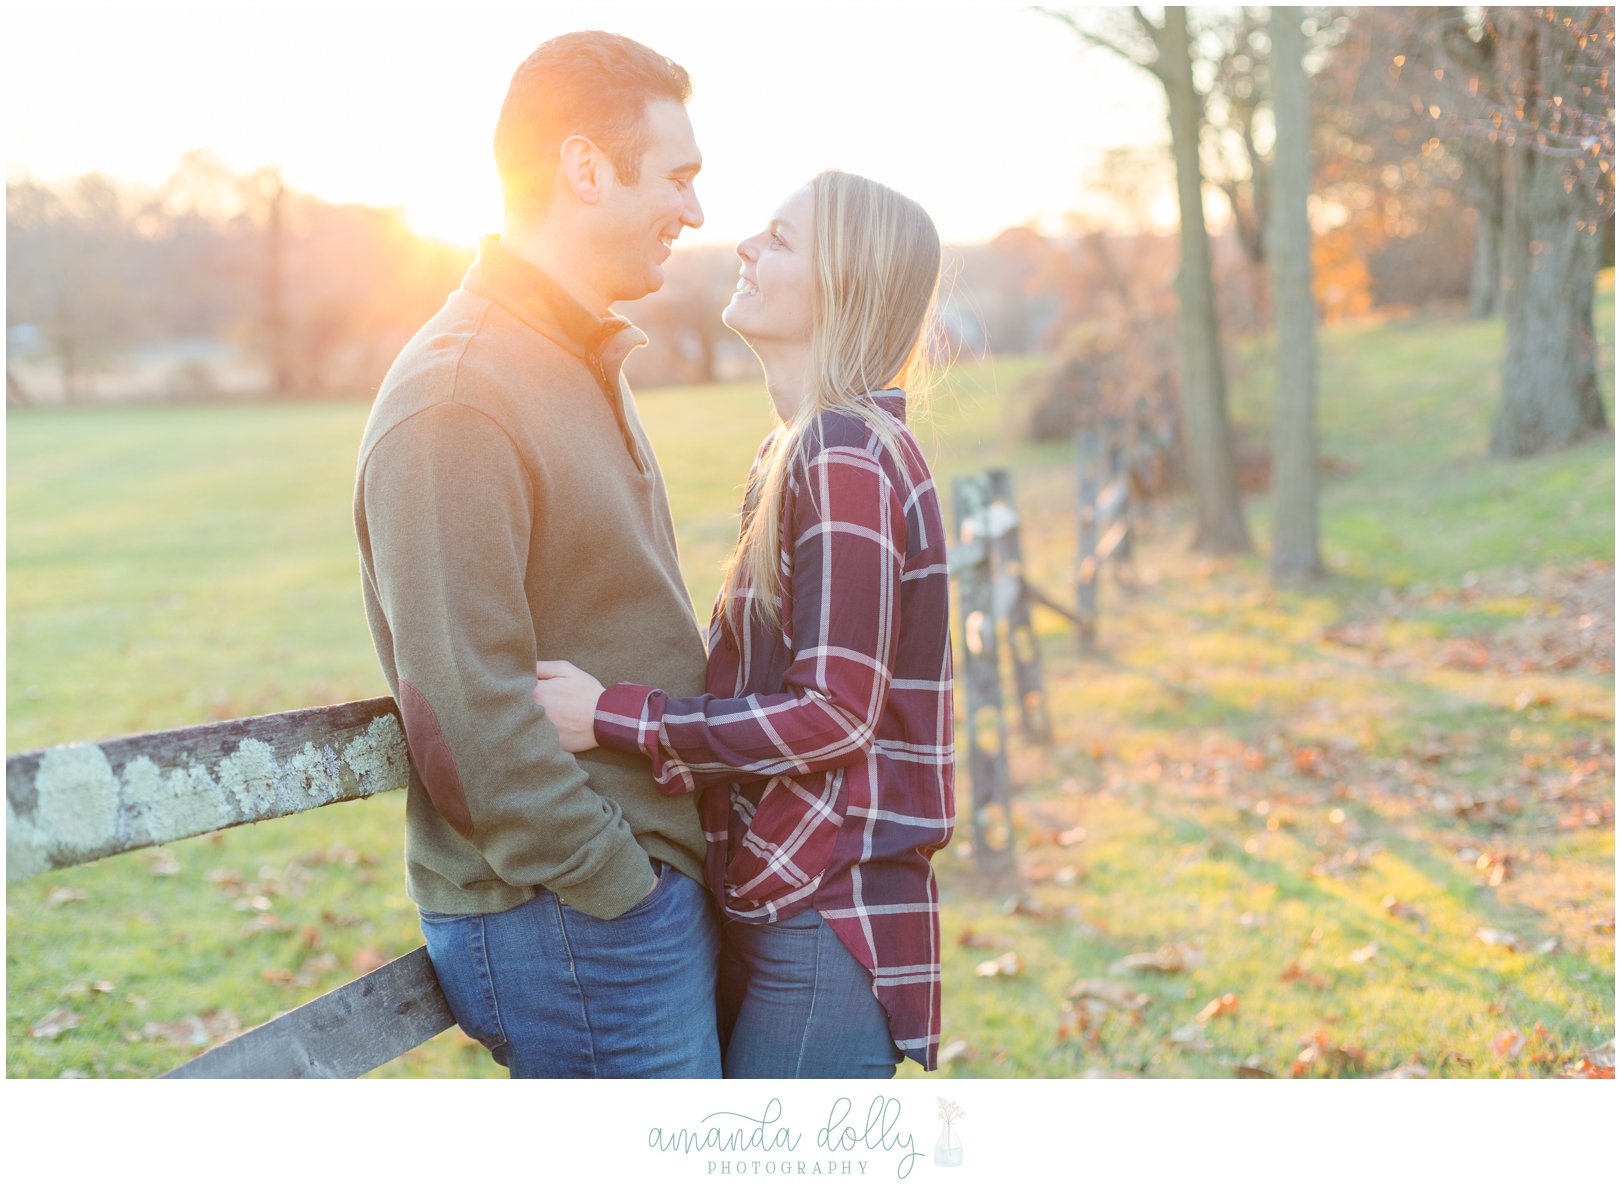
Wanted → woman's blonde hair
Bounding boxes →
[720,170,943,636]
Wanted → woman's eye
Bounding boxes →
[770,232,786,248]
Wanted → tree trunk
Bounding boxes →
[1163,7,1252,554]
[1266,7,1324,582]
[1490,17,1608,457]
[1467,147,1506,319]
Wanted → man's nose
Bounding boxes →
[684,186,704,230]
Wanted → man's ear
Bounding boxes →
[558,134,609,206]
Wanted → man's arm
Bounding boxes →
[363,402,653,919]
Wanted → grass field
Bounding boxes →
[6,287,1613,1078]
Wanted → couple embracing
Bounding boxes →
[354,31,954,1079]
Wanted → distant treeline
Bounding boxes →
[6,6,1612,405]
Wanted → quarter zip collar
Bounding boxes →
[461,234,648,381]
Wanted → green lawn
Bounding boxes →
[6,287,1613,1078]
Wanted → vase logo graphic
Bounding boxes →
[933,1097,965,1167]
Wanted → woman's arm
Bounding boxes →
[593,436,906,798]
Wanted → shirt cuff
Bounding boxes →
[594,682,658,758]
[594,682,699,798]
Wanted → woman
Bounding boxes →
[531,170,954,1078]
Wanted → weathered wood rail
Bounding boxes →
[6,699,457,1078]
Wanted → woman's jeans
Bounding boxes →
[719,909,902,1079]
[420,859,721,1078]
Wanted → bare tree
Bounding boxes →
[1267,5,1325,581]
[1040,5,1253,553]
[1426,6,1612,455]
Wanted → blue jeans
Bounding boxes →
[719,910,902,1079]
[419,859,721,1078]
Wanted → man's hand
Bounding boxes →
[532,660,607,752]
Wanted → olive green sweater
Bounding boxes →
[354,235,708,920]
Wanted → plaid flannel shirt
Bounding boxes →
[594,391,955,1070]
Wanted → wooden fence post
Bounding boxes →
[1075,430,1103,649]
[951,475,1014,873]
[986,469,1051,744]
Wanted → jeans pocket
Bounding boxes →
[622,859,667,916]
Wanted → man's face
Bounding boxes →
[594,99,704,304]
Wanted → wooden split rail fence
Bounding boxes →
[5,421,1173,1074]
[6,698,454,1077]
[945,416,1170,866]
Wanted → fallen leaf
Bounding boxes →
[1066,979,1151,1013]
[1564,1038,1615,1078]
[260,968,295,984]
[1291,1033,1367,1077]
[1196,993,1240,1022]
[1280,961,1332,989]
[1111,944,1201,975]
[1235,1058,1276,1078]
[1380,895,1427,929]
[143,849,181,877]
[45,887,88,907]
[999,894,1053,920]
[1169,1022,1212,1051]
[1376,1062,1431,1079]
[243,913,294,937]
[975,952,1023,979]
[29,1008,81,1040]
[938,1039,976,1066]
[1057,826,1087,847]
[1475,928,1524,951]
[136,1011,242,1048]
[351,949,388,975]
[1349,943,1379,965]
[1492,1029,1527,1060]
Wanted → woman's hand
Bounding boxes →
[531,660,607,753]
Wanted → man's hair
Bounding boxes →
[494,31,692,216]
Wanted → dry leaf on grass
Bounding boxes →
[1376,1062,1431,1078]
[135,1011,242,1049]
[1169,1022,1212,1052]
[29,1008,81,1040]
[1195,993,1240,1022]
[1475,928,1524,951]
[956,928,1004,951]
[1349,943,1379,965]
[1492,1029,1527,1060]
[1291,1033,1367,1077]
[1110,944,1201,975]
[975,952,1023,979]
[351,949,389,975]
[938,1039,977,1066]
[1066,979,1151,1013]
[45,887,88,907]
[1380,895,1427,929]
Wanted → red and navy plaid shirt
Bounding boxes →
[595,391,955,1070]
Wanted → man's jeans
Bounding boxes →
[420,859,721,1078]
[719,909,902,1079]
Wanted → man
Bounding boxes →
[353,31,715,1078]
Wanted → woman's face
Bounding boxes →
[722,183,815,347]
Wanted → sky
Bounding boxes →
[4,0,1175,247]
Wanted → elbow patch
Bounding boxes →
[398,679,474,839]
